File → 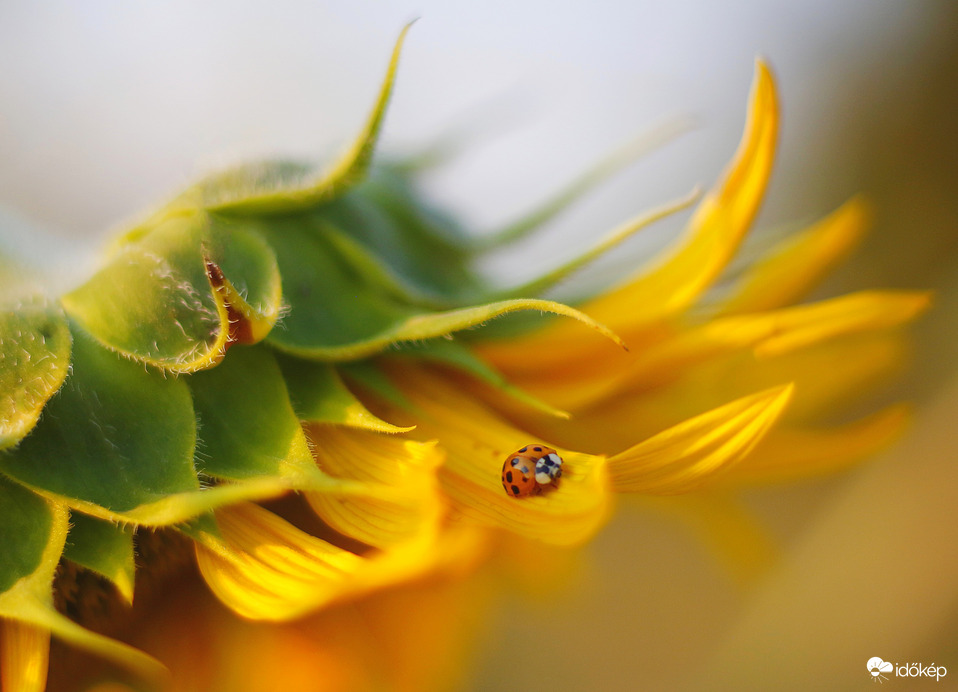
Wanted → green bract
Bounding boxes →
[0,301,72,450]
[0,23,688,680]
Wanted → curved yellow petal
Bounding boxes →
[1,620,49,692]
[569,290,930,411]
[537,329,910,458]
[725,404,911,484]
[752,290,931,358]
[719,196,871,315]
[304,425,444,549]
[583,59,778,327]
[478,59,778,376]
[715,330,913,423]
[194,503,479,622]
[387,365,612,546]
[607,384,793,494]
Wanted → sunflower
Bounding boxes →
[0,25,928,692]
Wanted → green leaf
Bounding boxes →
[187,345,407,514]
[187,344,325,484]
[0,324,200,514]
[63,513,135,603]
[62,213,281,373]
[338,361,416,413]
[0,299,72,450]
[201,22,415,215]
[318,222,452,309]
[319,170,480,300]
[1,325,298,526]
[276,353,412,433]
[257,215,624,360]
[0,474,53,593]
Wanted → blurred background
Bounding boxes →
[1,2,955,690]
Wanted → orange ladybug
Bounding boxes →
[501,444,563,497]
[501,453,538,498]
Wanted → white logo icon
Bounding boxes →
[868,657,894,683]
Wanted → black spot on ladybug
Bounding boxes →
[519,446,528,453]
[511,458,521,467]
[534,446,542,452]
[506,471,514,483]
[511,485,521,495]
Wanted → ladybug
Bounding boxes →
[501,444,563,497]
[501,454,538,498]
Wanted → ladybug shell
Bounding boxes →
[501,455,539,498]
[511,444,563,485]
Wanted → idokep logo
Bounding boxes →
[867,657,948,683]
[867,658,894,683]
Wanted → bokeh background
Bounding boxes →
[1,2,956,690]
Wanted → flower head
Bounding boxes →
[0,26,928,691]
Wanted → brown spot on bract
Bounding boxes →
[225,302,255,345]
[203,255,226,288]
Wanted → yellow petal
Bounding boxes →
[477,59,778,379]
[387,365,612,546]
[752,290,931,358]
[712,330,912,423]
[304,425,444,549]
[574,290,929,410]
[725,405,911,484]
[442,448,611,547]
[1,620,49,692]
[194,503,480,621]
[543,328,911,460]
[719,196,870,314]
[607,384,793,494]
[136,541,491,692]
[582,59,779,328]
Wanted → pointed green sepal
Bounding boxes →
[276,353,413,433]
[202,22,415,215]
[62,513,136,604]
